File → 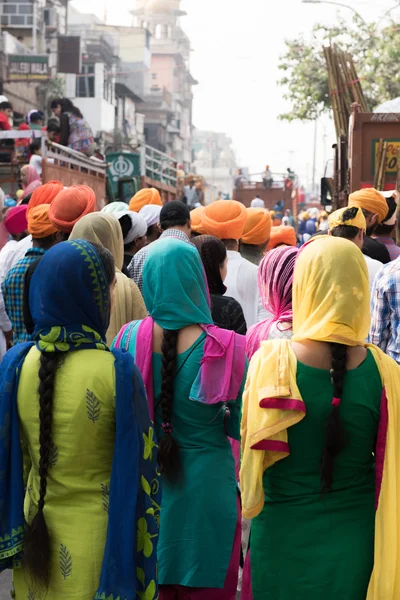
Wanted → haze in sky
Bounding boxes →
[72,0,399,187]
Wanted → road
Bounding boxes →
[0,572,12,599]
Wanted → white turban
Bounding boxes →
[101,201,128,214]
[115,210,147,244]
[139,204,162,227]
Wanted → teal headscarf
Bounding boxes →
[142,237,213,330]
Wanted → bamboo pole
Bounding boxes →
[374,139,384,189]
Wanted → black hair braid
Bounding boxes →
[320,343,348,494]
[23,352,64,588]
[159,329,181,480]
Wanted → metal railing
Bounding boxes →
[140,144,177,188]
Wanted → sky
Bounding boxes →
[72,0,399,188]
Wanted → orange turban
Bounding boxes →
[266,226,297,251]
[348,188,388,224]
[241,208,272,245]
[190,206,206,234]
[28,205,59,239]
[129,188,162,212]
[27,180,64,214]
[49,185,96,233]
[202,200,247,240]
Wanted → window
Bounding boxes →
[76,64,95,98]
[155,24,162,39]
[152,73,157,80]
[104,71,113,103]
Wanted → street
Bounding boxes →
[0,572,11,599]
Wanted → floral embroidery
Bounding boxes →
[333,285,343,301]
[49,441,59,468]
[352,286,363,301]
[100,483,110,514]
[86,389,101,423]
[143,428,156,461]
[59,544,72,580]
[137,518,157,558]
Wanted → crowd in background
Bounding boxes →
[0,174,399,600]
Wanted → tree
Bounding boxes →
[278,16,400,121]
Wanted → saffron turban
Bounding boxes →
[202,200,247,240]
[4,205,27,235]
[129,188,162,212]
[28,205,59,239]
[348,188,389,224]
[328,206,366,232]
[27,180,64,214]
[190,206,206,234]
[266,226,297,251]
[49,185,96,233]
[241,208,272,245]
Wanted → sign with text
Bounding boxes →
[8,55,49,81]
[372,138,400,174]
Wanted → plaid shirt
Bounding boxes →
[2,247,45,344]
[369,257,400,364]
[128,229,191,292]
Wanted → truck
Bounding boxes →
[0,129,108,209]
[323,105,400,210]
[233,171,297,215]
[0,131,179,208]
[106,145,178,204]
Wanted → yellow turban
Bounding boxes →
[302,211,310,221]
[328,206,366,232]
[348,188,388,224]
[241,208,272,245]
[28,205,59,239]
[202,200,247,240]
[129,188,162,212]
[266,225,297,251]
[190,206,206,234]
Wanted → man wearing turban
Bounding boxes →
[190,206,206,237]
[49,185,96,233]
[328,206,381,291]
[129,187,162,213]
[201,200,264,327]
[2,204,63,344]
[348,188,391,264]
[371,190,400,261]
[240,208,272,265]
[266,225,297,252]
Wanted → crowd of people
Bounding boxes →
[0,180,400,600]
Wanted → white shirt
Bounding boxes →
[225,250,260,328]
[29,154,42,176]
[364,254,382,291]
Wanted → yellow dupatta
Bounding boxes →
[241,236,400,598]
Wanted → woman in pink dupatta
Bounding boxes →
[246,245,299,359]
[113,237,246,600]
[20,165,41,200]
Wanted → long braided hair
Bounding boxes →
[159,329,181,480]
[22,244,115,587]
[320,342,348,493]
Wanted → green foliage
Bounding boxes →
[278,15,399,121]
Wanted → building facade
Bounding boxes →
[133,0,196,171]
[193,130,238,201]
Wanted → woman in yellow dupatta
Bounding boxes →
[241,235,400,600]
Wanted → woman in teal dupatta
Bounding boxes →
[0,239,160,600]
[114,237,246,600]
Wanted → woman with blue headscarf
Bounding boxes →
[0,240,160,599]
[113,237,247,600]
